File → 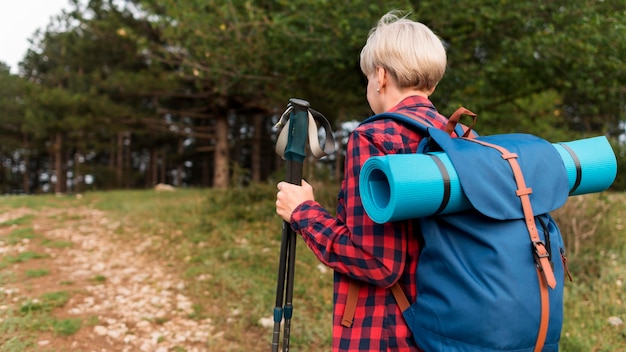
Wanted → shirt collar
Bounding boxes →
[387,95,435,113]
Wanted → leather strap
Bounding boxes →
[390,283,410,312]
[341,279,360,328]
[446,107,477,137]
[464,137,555,352]
[535,268,550,351]
[342,281,410,328]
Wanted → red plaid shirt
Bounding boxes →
[290,96,449,351]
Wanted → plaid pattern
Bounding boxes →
[291,96,449,351]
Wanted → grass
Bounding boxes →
[91,275,107,283]
[0,215,35,227]
[4,252,49,265]
[0,204,81,351]
[24,269,50,279]
[40,239,74,249]
[0,290,77,348]
[0,185,625,350]
[553,193,626,351]
[85,184,335,349]
[4,227,39,245]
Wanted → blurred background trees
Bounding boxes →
[1,0,625,193]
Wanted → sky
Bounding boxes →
[0,0,73,74]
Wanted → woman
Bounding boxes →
[276,11,449,351]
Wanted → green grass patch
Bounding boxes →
[0,298,81,350]
[85,315,100,326]
[0,215,34,227]
[40,291,71,309]
[4,227,38,245]
[41,239,74,248]
[51,317,82,336]
[0,194,85,210]
[4,251,49,265]
[0,336,33,352]
[25,269,50,278]
[91,275,107,283]
[19,291,71,315]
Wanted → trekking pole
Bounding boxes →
[272,98,335,352]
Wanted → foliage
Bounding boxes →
[420,0,626,138]
[0,0,625,192]
[610,141,626,191]
[135,0,412,117]
[551,192,626,349]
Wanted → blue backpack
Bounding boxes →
[345,107,571,351]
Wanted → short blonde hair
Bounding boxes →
[360,11,447,91]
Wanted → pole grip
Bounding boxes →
[283,99,310,165]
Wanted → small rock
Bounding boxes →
[258,316,274,328]
[155,183,176,191]
[94,325,108,336]
[92,262,106,271]
[107,329,123,339]
[317,263,329,274]
[608,316,623,326]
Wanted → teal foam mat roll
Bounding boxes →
[552,137,617,196]
[360,136,617,223]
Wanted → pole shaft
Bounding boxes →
[272,99,310,351]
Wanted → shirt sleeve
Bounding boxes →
[291,126,413,288]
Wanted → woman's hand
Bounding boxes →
[276,180,315,222]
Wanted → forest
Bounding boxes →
[1,0,625,194]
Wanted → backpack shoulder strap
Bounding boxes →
[360,111,433,135]
[343,107,479,328]
[340,279,360,327]
[342,280,409,328]
[361,108,479,138]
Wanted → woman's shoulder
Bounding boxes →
[351,118,423,154]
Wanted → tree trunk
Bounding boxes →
[213,115,229,188]
[108,137,116,169]
[116,132,124,188]
[159,149,166,184]
[22,135,30,193]
[251,114,263,183]
[148,147,158,187]
[202,155,210,186]
[124,132,132,188]
[53,132,66,194]
[176,138,184,186]
[74,150,81,194]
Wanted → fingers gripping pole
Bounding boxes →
[272,98,324,352]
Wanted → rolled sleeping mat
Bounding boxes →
[552,137,617,196]
[360,136,617,223]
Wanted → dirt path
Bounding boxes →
[0,206,222,351]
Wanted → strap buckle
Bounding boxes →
[532,240,551,268]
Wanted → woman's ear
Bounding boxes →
[376,66,387,91]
